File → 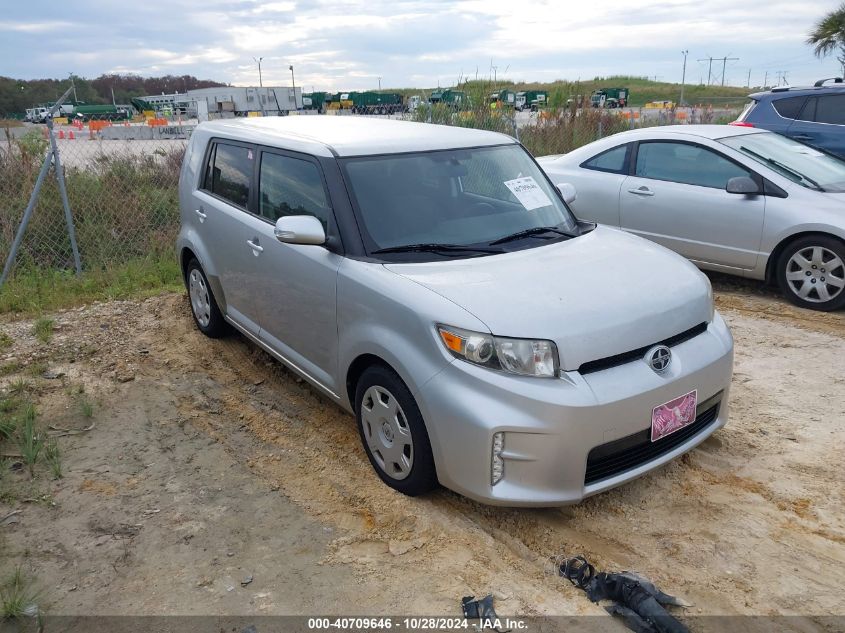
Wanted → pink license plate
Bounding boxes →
[651,390,698,442]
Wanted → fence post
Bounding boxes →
[46,115,81,276]
[598,118,603,139]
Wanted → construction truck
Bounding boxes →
[302,92,329,112]
[430,89,466,108]
[515,90,548,111]
[489,89,516,109]
[349,92,405,114]
[590,87,629,109]
[65,104,132,121]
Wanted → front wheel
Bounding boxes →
[777,235,845,311]
[355,365,437,496]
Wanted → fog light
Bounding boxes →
[492,432,505,485]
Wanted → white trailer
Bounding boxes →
[185,86,303,117]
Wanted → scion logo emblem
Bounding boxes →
[645,345,672,373]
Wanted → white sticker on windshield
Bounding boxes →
[503,176,553,211]
[789,145,823,157]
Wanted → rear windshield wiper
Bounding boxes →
[740,146,826,191]
[489,226,574,245]
[372,242,504,255]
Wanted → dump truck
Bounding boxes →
[302,92,329,112]
[349,92,405,114]
[430,89,466,107]
[515,90,548,111]
[590,87,628,108]
[489,89,516,109]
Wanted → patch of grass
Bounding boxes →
[0,566,42,620]
[0,361,21,377]
[8,378,30,397]
[0,255,182,316]
[44,439,61,480]
[0,331,12,351]
[32,318,53,344]
[77,394,94,419]
[23,361,48,378]
[17,404,43,476]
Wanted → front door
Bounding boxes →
[251,148,342,393]
[619,140,765,271]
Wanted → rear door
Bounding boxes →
[193,140,262,334]
[619,140,765,271]
[787,94,845,158]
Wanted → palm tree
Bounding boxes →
[807,3,845,77]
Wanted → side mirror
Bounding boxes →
[274,215,326,245]
[726,176,761,195]
[556,182,577,205]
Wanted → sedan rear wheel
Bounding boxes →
[186,259,229,337]
[777,236,845,311]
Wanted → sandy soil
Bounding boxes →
[0,276,843,629]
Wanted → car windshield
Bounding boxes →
[341,144,579,255]
[718,132,845,192]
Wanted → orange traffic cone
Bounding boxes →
[69,131,75,140]
[58,130,65,139]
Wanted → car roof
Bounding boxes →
[600,124,769,141]
[749,83,845,100]
[196,116,517,157]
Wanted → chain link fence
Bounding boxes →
[0,103,739,281]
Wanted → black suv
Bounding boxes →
[732,77,845,158]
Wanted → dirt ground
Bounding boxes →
[0,274,843,629]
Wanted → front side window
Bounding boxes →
[719,131,845,192]
[342,144,578,254]
[581,144,630,174]
[635,142,750,189]
[205,142,253,208]
[259,153,331,228]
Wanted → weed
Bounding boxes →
[44,439,61,480]
[0,566,42,620]
[0,361,21,377]
[17,404,43,476]
[0,331,12,351]
[8,378,30,397]
[32,318,53,344]
[23,361,48,378]
[77,394,94,419]
[0,396,19,413]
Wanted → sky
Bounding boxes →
[2,0,843,91]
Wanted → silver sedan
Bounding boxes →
[538,125,845,311]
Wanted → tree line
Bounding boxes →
[0,74,226,115]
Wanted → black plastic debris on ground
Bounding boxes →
[554,555,691,633]
[461,594,511,632]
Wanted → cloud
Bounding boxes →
[1,0,841,89]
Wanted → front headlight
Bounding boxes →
[437,325,559,378]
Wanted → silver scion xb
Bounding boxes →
[177,116,734,506]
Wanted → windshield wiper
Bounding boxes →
[489,226,574,245]
[740,146,826,191]
[372,242,504,255]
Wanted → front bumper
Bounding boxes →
[418,313,734,506]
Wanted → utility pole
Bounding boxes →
[763,71,768,88]
[746,68,751,88]
[720,55,738,86]
[377,76,381,91]
[289,65,296,105]
[253,57,264,87]
[698,57,714,85]
[68,72,77,102]
[680,50,688,105]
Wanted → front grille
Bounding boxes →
[578,322,708,375]
[584,395,721,486]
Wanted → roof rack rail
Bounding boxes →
[814,77,844,87]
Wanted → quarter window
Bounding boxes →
[259,153,331,228]
[772,96,806,119]
[582,144,630,173]
[205,143,253,208]
[635,142,751,189]
[814,95,845,125]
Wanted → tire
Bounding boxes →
[186,258,229,337]
[777,235,845,311]
[355,365,438,496]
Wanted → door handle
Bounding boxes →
[792,134,812,141]
[628,186,654,196]
[195,208,207,222]
[247,239,263,255]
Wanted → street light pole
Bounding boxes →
[377,76,381,91]
[289,65,296,109]
[253,57,264,87]
[68,72,77,102]
[679,50,688,106]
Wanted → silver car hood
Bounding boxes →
[384,226,713,371]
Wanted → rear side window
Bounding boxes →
[204,142,253,208]
[635,142,750,189]
[814,94,845,125]
[772,96,806,119]
[258,153,331,228]
[581,144,630,174]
